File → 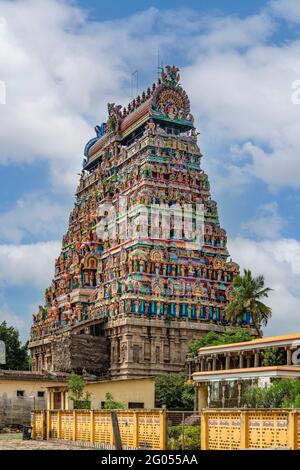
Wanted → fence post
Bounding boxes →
[133,411,139,448]
[42,410,47,440]
[181,411,185,450]
[46,410,50,440]
[288,411,297,450]
[111,411,123,450]
[38,411,44,440]
[90,410,95,444]
[57,411,61,439]
[109,412,114,447]
[165,410,169,450]
[31,411,36,439]
[201,412,208,450]
[73,410,77,442]
[160,410,167,450]
[240,411,248,449]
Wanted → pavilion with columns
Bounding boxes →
[190,332,300,410]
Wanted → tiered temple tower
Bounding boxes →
[29,66,252,378]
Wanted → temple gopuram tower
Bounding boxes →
[29,66,252,378]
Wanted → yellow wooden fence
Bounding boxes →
[32,409,166,450]
[201,409,300,450]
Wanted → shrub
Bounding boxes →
[67,373,91,409]
[243,379,300,408]
[102,392,125,410]
[168,425,200,450]
[73,400,91,410]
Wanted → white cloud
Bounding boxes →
[0,241,60,288]
[242,202,285,239]
[270,0,300,24]
[271,239,300,276]
[204,156,252,197]
[228,237,300,336]
[195,13,274,51]
[0,192,68,243]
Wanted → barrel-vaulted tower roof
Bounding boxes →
[84,65,195,168]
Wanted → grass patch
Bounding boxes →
[0,433,22,440]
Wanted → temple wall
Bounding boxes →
[105,317,228,379]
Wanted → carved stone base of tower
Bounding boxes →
[105,317,232,379]
[30,316,247,378]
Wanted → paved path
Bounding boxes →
[0,434,92,450]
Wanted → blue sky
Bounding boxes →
[78,0,267,21]
[0,0,300,340]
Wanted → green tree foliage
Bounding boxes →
[243,379,300,408]
[226,269,272,337]
[67,373,91,409]
[181,382,195,409]
[67,373,85,401]
[188,328,253,357]
[102,392,125,410]
[155,372,194,409]
[0,321,29,370]
[261,347,285,366]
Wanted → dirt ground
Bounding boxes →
[0,433,92,450]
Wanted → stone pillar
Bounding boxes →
[246,355,251,368]
[212,355,217,371]
[254,351,260,367]
[237,382,242,407]
[287,348,292,365]
[32,355,36,372]
[194,386,198,411]
[60,391,64,410]
[239,353,244,369]
[225,354,231,370]
[197,383,208,412]
[221,383,226,408]
[47,391,52,410]
[169,334,175,366]
[38,354,43,372]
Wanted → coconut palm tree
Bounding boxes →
[225,269,272,337]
